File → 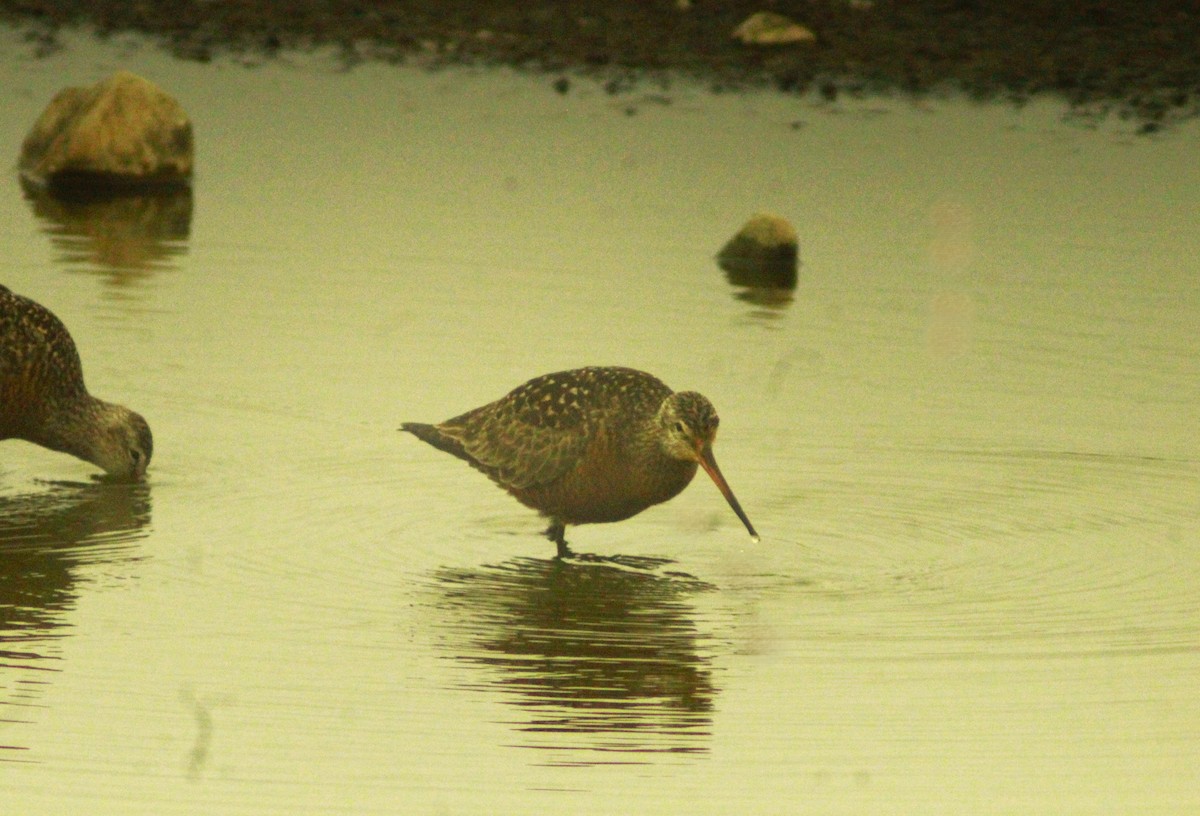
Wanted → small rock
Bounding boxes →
[732,12,816,46]
[19,70,193,193]
[716,213,799,289]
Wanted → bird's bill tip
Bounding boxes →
[95,469,146,485]
[697,445,759,540]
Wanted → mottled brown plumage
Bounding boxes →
[401,366,757,556]
[0,285,152,481]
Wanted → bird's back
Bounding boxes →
[407,367,673,492]
[0,286,88,439]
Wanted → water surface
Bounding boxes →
[0,29,1197,814]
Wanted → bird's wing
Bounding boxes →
[442,391,597,491]
[435,367,672,491]
[440,367,663,491]
[0,289,87,401]
[465,413,595,490]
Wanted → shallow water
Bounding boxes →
[1,29,1197,814]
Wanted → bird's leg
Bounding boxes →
[545,521,572,558]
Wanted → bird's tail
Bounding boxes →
[399,422,472,463]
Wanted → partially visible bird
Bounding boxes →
[0,285,152,481]
[400,366,757,556]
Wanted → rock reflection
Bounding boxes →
[730,284,795,312]
[21,180,191,281]
[0,482,151,761]
[718,261,797,314]
[433,555,716,764]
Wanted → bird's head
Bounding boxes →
[89,404,154,481]
[655,390,758,541]
[656,391,720,463]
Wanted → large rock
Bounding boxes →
[19,71,193,193]
[716,212,799,289]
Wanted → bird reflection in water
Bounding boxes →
[433,555,716,765]
[0,481,151,761]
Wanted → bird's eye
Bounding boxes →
[674,421,687,434]
[130,449,142,466]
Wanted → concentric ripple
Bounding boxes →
[721,446,1200,664]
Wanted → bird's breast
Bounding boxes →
[510,427,699,524]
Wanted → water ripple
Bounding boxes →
[726,447,1199,663]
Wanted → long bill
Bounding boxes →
[697,444,760,542]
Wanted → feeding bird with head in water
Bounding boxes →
[0,285,152,481]
[400,366,758,556]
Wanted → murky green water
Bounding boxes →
[1,28,1197,814]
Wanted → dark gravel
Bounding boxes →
[4,1,1198,131]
